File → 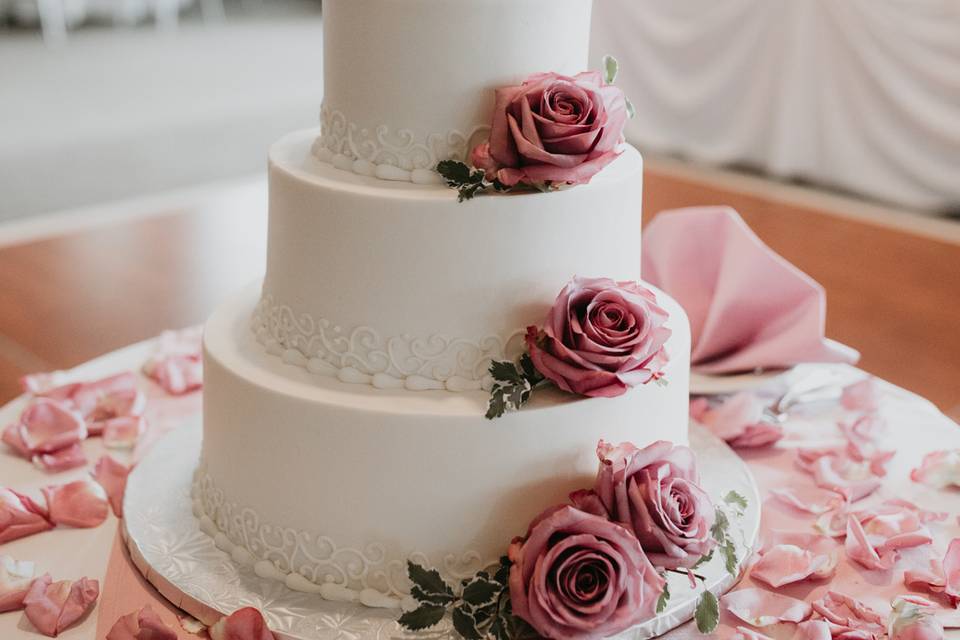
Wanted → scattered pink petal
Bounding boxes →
[106,605,177,640]
[846,515,891,570]
[883,499,948,524]
[911,450,960,490]
[143,328,203,396]
[92,456,131,518]
[16,399,86,455]
[0,555,36,612]
[943,538,960,607]
[722,587,813,627]
[752,544,835,587]
[178,614,206,634]
[839,416,895,474]
[2,423,31,458]
[801,453,883,502]
[796,620,834,640]
[816,506,852,538]
[0,488,53,543]
[889,595,944,640]
[85,388,145,435]
[23,574,100,637]
[811,591,885,638]
[841,377,880,412]
[689,392,782,448]
[208,607,276,640]
[58,372,139,420]
[102,416,146,450]
[42,480,109,529]
[770,486,844,515]
[20,371,68,395]
[33,442,87,473]
[731,626,775,640]
[729,422,784,448]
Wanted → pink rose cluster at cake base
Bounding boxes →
[526,276,670,398]
[471,71,628,187]
[507,440,714,639]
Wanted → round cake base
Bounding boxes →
[123,420,760,639]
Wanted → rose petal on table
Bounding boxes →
[729,422,784,448]
[889,595,945,640]
[0,488,53,543]
[846,515,892,570]
[770,486,844,514]
[42,479,109,529]
[883,498,948,524]
[805,454,883,502]
[17,399,87,455]
[910,450,960,490]
[944,538,960,606]
[722,587,812,627]
[2,422,31,458]
[32,442,88,473]
[66,372,140,419]
[208,607,276,640]
[178,614,207,634]
[796,620,834,640]
[23,573,100,637]
[144,353,203,396]
[811,590,886,637]
[731,626,775,640]
[840,376,880,412]
[102,416,146,450]
[91,456,131,518]
[751,544,833,587]
[106,605,178,640]
[87,388,146,432]
[20,372,69,395]
[0,555,36,612]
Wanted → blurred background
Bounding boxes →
[1,0,958,224]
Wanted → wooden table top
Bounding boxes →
[1,167,958,415]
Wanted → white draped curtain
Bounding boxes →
[590,0,960,213]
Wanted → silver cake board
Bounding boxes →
[123,419,761,640]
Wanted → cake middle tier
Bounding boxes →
[262,129,644,390]
[199,284,691,605]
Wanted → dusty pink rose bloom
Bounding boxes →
[526,277,670,398]
[479,71,628,187]
[0,488,53,544]
[508,505,663,639]
[572,440,715,569]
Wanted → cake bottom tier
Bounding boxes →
[196,284,691,606]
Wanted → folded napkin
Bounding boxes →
[642,206,859,374]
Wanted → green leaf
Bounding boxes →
[721,539,739,577]
[656,581,670,613]
[654,375,668,387]
[711,507,729,542]
[489,360,522,384]
[519,353,540,383]
[625,96,636,120]
[437,160,474,186]
[407,561,454,601]
[695,591,720,634]
[398,604,446,631]
[485,387,506,420]
[462,578,500,608]
[602,54,619,85]
[723,490,748,512]
[692,547,715,569]
[452,607,483,640]
[493,557,511,586]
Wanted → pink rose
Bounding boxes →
[526,276,670,398]
[480,71,628,187]
[509,505,663,639]
[573,440,715,569]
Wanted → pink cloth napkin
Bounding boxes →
[642,206,859,374]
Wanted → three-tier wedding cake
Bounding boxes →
[193,0,693,627]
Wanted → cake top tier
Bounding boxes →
[317,0,594,182]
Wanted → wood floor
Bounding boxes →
[1,163,958,418]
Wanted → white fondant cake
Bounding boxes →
[196,0,695,617]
